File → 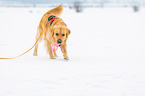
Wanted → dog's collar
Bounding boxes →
[46,15,56,26]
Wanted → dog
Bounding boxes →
[33,5,71,60]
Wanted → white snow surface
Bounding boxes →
[0,7,145,96]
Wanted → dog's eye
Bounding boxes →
[62,34,65,36]
[56,33,59,36]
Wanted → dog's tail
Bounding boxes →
[45,5,63,16]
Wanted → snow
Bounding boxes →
[0,7,145,96]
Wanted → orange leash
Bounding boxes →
[0,31,44,59]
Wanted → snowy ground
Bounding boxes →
[0,7,145,96]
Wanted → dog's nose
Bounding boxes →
[57,39,62,44]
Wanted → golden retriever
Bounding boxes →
[33,5,71,60]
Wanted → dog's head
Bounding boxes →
[52,26,71,46]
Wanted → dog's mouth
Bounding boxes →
[58,43,62,46]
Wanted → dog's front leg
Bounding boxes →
[60,44,69,60]
[44,40,55,59]
[53,49,58,58]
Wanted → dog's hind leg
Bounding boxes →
[33,44,38,56]
[33,28,43,56]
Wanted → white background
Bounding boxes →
[0,7,145,96]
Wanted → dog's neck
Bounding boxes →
[55,21,67,27]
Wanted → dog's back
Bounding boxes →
[36,5,63,41]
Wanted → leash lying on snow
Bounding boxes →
[0,31,44,59]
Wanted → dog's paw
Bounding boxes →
[50,57,55,59]
[33,53,38,56]
[64,58,69,61]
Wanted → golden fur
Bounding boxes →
[33,5,71,59]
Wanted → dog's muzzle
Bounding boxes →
[57,39,62,46]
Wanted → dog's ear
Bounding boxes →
[66,28,71,38]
